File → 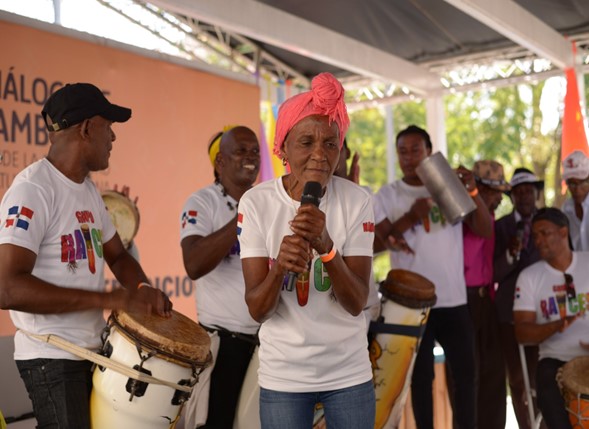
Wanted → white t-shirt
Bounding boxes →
[374,180,466,308]
[514,252,589,362]
[238,176,374,392]
[562,197,589,251]
[180,183,258,335]
[0,158,117,360]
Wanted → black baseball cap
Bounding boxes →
[42,83,132,131]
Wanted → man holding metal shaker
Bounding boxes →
[374,125,493,429]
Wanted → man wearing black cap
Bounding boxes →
[0,83,172,428]
[493,167,544,429]
[514,207,589,429]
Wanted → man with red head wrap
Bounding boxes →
[238,73,376,429]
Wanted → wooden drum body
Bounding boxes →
[90,310,210,429]
[370,269,436,429]
[560,356,589,429]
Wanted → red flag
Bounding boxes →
[561,67,589,160]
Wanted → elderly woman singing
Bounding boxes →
[237,73,375,429]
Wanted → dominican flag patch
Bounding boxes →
[4,206,34,230]
[181,210,198,228]
[237,212,243,236]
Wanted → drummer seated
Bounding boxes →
[513,208,589,429]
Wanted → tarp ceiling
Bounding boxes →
[254,0,589,76]
[152,0,589,95]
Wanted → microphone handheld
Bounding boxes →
[514,220,525,262]
[285,182,322,291]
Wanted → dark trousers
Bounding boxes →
[201,331,257,429]
[498,322,539,429]
[16,358,93,429]
[411,305,476,429]
[467,286,506,429]
[537,358,572,429]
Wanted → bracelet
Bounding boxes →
[469,187,479,197]
[320,247,337,263]
[138,282,151,290]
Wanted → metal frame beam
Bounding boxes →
[444,0,575,69]
[148,0,442,94]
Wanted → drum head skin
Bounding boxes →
[562,356,589,396]
[380,269,437,309]
[101,190,140,249]
[113,310,210,366]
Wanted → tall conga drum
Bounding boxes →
[559,356,589,428]
[370,269,436,429]
[90,310,211,429]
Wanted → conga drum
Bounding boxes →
[560,356,589,428]
[90,310,211,429]
[101,190,140,250]
[370,269,436,429]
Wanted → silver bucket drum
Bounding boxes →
[416,152,476,225]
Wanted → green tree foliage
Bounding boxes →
[346,78,575,279]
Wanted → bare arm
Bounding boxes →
[373,198,431,254]
[457,166,493,238]
[0,237,171,316]
[243,257,285,323]
[514,310,577,345]
[104,234,172,317]
[0,242,118,313]
[181,215,238,280]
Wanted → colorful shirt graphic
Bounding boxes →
[514,253,589,362]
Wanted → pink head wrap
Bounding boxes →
[273,72,349,156]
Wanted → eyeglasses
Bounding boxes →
[566,178,589,190]
[564,273,576,301]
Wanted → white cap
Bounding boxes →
[563,150,589,181]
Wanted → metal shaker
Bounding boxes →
[415,152,476,225]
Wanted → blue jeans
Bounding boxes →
[16,358,93,429]
[259,380,375,429]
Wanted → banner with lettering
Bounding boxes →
[0,17,260,335]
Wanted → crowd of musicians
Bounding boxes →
[1,73,588,429]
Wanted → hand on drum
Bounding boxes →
[580,340,589,351]
[108,286,173,317]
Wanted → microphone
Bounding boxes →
[285,181,322,291]
[514,220,525,262]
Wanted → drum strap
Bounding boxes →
[19,330,192,393]
[368,321,426,338]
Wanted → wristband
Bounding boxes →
[320,247,337,263]
[138,282,151,290]
[469,187,479,197]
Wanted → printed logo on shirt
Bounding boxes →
[363,222,375,232]
[3,205,34,230]
[270,256,333,307]
[535,281,589,320]
[181,210,198,228]
[60,210,103,274]
[415,205,447,233]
